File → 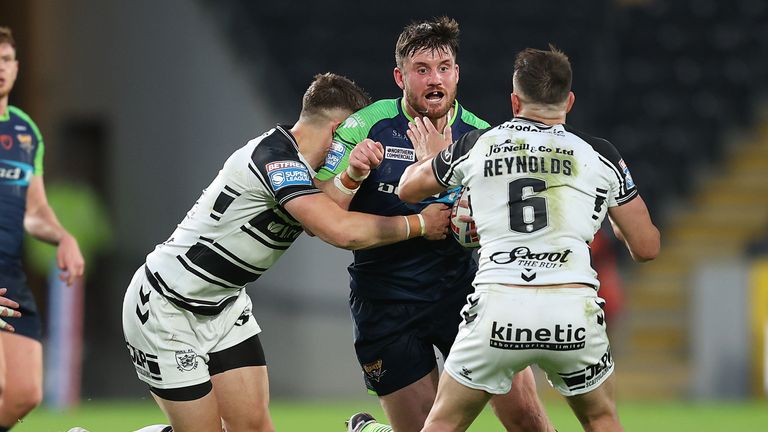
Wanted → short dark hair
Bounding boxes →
[513,45,572,105]
[395,16,459,68]
[0,27,16,50]
[301,72,370,119]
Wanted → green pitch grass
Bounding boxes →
[13,399,768,431]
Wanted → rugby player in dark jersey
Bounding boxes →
[0,27,85,431]
[315,17,552,432]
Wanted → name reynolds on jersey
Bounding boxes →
[484,144,573,177]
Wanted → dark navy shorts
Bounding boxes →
[0,268,42,341]
[350,279,474,396]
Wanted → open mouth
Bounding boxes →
[425,90,444,102]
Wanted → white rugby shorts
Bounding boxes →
[122,266,261,389]
[444,284,613,396]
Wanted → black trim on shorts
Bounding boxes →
[150,381,212,402]
[208,334,266,376]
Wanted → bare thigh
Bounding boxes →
[565,374,623,432]
[211,365,273,432]
[152,388,222,432]
[0,332,43,424]
[422,371,492,432]
[489,366,553,432]
[378,368,440,432]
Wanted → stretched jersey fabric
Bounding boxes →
[0,106,45,269]
[316,98,489,301]
[145,125,320,315]
[432,117,638,288]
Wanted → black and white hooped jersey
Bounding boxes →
[432,117,638,288]
[145,125,320,314]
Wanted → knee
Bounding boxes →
[492,398,549,432]
[2,385,42,419]
[503,410,549,432]
[226,408,274,432]
[575,409,621,432]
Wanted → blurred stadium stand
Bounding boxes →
[200,0,768,399]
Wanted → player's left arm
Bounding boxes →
[24,176,85,285]
[398,157,445,203]
[400,121,487,203]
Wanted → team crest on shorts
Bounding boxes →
[175,349,199,372]
[362,359,386,383]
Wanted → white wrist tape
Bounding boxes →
[346,166,369,182]
[402,215,411,239]
[416,213,426,237]
[334,173,359,195]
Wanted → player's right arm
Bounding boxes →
[315,139,383,208]
[283,193,449,250]
[607,196,659,262]
[315,101,398,209]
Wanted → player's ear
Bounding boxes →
[511,93,521,116]
[454,63,460,84]
[565,92,575,113]
[393,67,405,90]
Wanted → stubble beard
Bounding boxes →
[405,88,456,121]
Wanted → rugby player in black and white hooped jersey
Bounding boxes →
[399,47,660,432]
[121,73,450,432]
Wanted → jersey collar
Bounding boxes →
[399,98,459,126]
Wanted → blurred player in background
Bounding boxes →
[590,227,624,326]
[120,73,450,432]
[0,26,85,430]
[398,45,660,432]
[314,17,551,432]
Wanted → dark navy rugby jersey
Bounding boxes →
[316,98,489,301]
[0,106,44,269]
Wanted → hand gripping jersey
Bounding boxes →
[432,117,638,288]
[316,98,490,301]
[0,106,44,269]
[145,125,320,315]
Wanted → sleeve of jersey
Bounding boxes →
[431,128,487,188]
[599,139,639,207]
[15,108,45,176]
[250,146,321,206]
[314,113,370,182]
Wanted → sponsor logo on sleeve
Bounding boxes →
[341,114,363,129]
[265,160,312,191]
[384,146,415,162]
[17,134,33,154]
[440,146,453,164]
[618,159,635,189]
[323,141,346,171]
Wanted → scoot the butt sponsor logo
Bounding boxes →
[489,246,572,269]
[489,322,586,351]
